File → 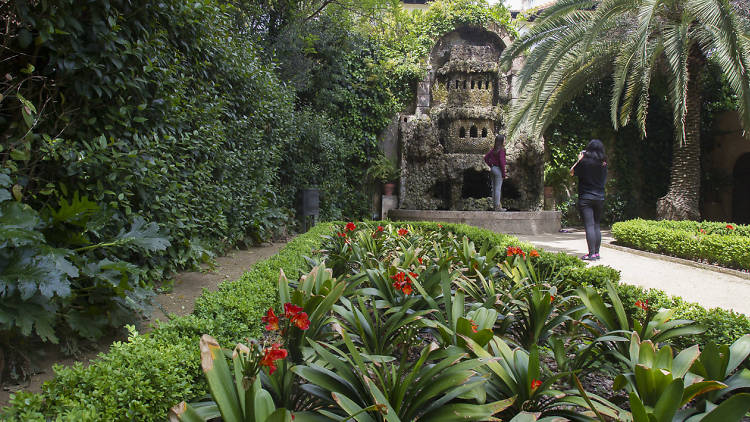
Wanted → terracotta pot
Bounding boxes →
[544,186,554,198]
[383,182,396,196]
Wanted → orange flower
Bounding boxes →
[337,232,346,238]
[529,249,540,258]
[506,246,526,257]
[635,299,649,311]
[470,319,478,333]
[418,257,423,265]
[401,284,413,295]
[290,311,310,330]
[377,225,384,232]
[398,228,409,236]
[261,308,279,331]
[531,379,542,390]
[727,224,735,230]
[284,303,303,318]
[345,222,356,231]
[550,295,555,303]
[259,343,288,374]
[437,224,443,228]
[699,229,706,234]
[408,271,418,279]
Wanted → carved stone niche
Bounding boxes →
[399,24,544,211]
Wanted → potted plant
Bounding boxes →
[366,154,400,196]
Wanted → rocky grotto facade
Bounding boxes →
[397,24,544,211]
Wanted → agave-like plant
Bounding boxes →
[293,330,515,421]
[462,336,626,420]
[614,332,750,421]
[169,335,294,422]
[576,281,704,366]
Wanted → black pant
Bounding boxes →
[579,198,604,255]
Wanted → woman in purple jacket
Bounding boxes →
[484,134,507,212]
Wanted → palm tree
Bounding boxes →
[501,0,750,220]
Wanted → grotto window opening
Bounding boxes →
[463,80,467,89]
[455,80,459,89]
[470,125,478,138]
[461,169,491,199]
[482,128,487,137]
[430,180,452,210]
[459,127,466,138]
[471,80,475,89]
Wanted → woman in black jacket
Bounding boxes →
[570,139,607,261]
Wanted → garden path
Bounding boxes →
[516,230,750,316]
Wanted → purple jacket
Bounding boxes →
[484,148,506,178]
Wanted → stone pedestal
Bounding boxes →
[388,209,561,235]
[382,195,398,220]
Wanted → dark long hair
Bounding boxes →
[494,134,505,151]
[584,139,607,164]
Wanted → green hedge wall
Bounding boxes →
[2,221,748,421]
[611,219,750,270]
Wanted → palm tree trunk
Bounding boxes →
[656,50,703,220]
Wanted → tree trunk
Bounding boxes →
[656,50,703,220]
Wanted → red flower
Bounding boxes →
[418,257,423,265]
[391,271,406,284]
[531,379,542,390]
[261,308,279,331]
[284,303,303,319]
[291,311,310,330]
[408,271,418,279]
[529,249,540,258]
[345,222,356,232]
[398,228,409,236]
[402,284,413,295]
[727,224,735,230]
[259,343,288,374]
[391,271,414,295]
[550,295,555,303]
[437,224,443,228]
[337,232,347,238]
[377,225,384,232]
[506,246,526,258]
[470,319,478,333]
[635,299,649,311]
[699,229,706,234]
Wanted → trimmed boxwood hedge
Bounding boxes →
[612,218,750,270]
[1,221,748,421]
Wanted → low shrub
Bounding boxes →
[612,218,750,270]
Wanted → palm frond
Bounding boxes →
[662,16,692,145]
[689,0,750,135]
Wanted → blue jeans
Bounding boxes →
[491,166,503,209]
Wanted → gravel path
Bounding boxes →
[516,230,750,316]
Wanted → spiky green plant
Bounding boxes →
[501,0,750,220]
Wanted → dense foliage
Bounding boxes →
[2,222,748,421]
[0,0,521,371]
[612,219,750,270]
